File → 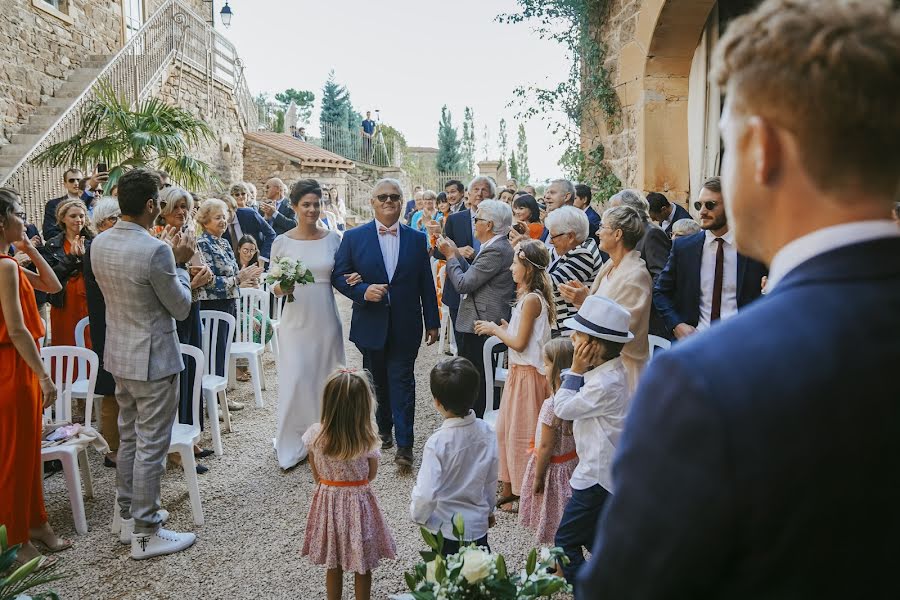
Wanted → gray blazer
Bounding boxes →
[90,221,192,381]
[445,237,516,334]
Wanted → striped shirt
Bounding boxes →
[549,237,604,336]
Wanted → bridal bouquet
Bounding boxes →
[399,514,571,599]
[265,256,314,303]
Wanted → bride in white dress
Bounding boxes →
[270,179,355,469]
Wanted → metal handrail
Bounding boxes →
[1,0,257,222]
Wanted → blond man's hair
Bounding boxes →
[711,0,900,199]
[316,369,379,461]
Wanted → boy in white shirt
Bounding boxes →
[553,296,632,581]
[410,357,498,556]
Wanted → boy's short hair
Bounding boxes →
[599,340,625,361]
[430,357,479,417]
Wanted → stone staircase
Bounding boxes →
[0,54,109,180]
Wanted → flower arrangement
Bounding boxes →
[265,256,314,303]
[401,514,571,599]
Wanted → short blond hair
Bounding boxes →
[712,0,900,198]
[195,198,228,226]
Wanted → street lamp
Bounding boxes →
[202,0,234,28]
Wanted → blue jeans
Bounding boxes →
[554,484,610,582]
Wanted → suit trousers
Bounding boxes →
[359,341,418,449]
[114,374,179,534]
[555,483,610,584]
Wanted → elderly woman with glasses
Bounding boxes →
[231,182,253,209]
[436,199,517,418]
[544,206,604,336]
[559,205,652,394]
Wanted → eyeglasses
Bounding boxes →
[549,231,569,240]
[66,178,79,184]
[694,200,719,211]
[104,216,119,224]
[162,183,172,188]
[14,211,27,220]
[239,247,256,254]
[234,192,247,196]
[473,217,490,224]
[374,193,402,203]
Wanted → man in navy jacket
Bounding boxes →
[648,191,691,238]
[224,206,276,260]
[580,1,900,597]
[259,178,297,236]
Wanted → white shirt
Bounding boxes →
[697,229,738,331]
[478,233,505,254]
[767,220,899,291]
[410,411,498,541]
[374,218,400,281]
[554,358,629,492]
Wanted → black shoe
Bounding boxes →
[195,464,209,475]
[380,434,394,450]
[104,456,117,469]
[394,447,413,467]
[194,448,215,459]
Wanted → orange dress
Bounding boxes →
[0,255,48,544]
[528,222,544,240]
[50,239,91,355]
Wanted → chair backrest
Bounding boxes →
[74,316,90,377]
[199,310,235,378]
[236,287,269,345]
[481,335,505,427]
[39,317,47,349]
[264,281,283,323]
[176,343,204,440]
[648,334,672,360]
[40,345,98,425]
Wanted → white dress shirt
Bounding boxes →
[697,228,738,331]
[410,411,498,541]
[554,358,629,492]
[477,233,505,254]
[767,220,899,291]
[374,218,400,281]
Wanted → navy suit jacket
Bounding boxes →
[225,207,276,259]
[663,203,692,236]
[653,231,767,332]
[585,205,602,240]
[331,221,440,352]
[431,209,475,310]
[581,236,900,598]
[42,195,66,240]
[260,198,297,236]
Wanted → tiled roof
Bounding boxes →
[244,132,355,169]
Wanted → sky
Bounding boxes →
[218,0,570,182]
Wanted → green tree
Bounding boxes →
[498,118,509,163]
[462,106,476,174]
[436,105,463,173]
[516,123,530,183]
[509,150,520,182]
[34,80,216,192]
[274,88,315,125]
[320,70,350,128]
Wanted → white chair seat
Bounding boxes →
[230,341,264,356]
[231,288,270,408]
[170,422,200,447]
[202,374,227,391]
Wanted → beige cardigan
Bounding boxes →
[589,250,652,394]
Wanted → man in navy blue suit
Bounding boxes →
[223,205,276,261]
[580,1,900,597]
[332,178,440,468]
[648,191,691,238]
[43,167,87,240]
[652,176,766,340]
[575,184,602,240]
[259,178,297,235]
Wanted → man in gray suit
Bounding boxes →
[91,168,198,559]
[437,199,516,417]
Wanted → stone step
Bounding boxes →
[26,114,61,128]
[9,133,41,147]
[0,144,31,159]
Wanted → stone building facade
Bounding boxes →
[584,0,759,206]
[243,133,356,197]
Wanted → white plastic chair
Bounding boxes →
[39,317,47,349]
[72,317,103,432]
[40,345,99,535]
[433,261,457,356]
[481,336,508,429]
[264,281,283,361]
[199,310,235,456]
[648,334,672,360]
[230,287,269,408]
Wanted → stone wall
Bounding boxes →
[156,62,245,192]
[243,140,349,196]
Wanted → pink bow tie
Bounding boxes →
[378,225,398,237]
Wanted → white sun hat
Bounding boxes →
[563,295,635,343]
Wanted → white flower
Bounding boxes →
[269,264,282,278]
[425,560,437,583]
[540,547,551,562]
[460,548,493,584]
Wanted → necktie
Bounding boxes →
[711,237,725,322]
[378,225,397,236]
[227,224,238,254]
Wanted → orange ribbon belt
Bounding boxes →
[319,479,368,487]
[528,441,578,464]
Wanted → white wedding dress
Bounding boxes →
[271,230,345,469]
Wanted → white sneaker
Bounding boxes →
[131,528,195,559]
[118,509,170,545]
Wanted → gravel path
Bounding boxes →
[40,295,561,599]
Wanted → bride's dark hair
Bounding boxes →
[289,179,322,206]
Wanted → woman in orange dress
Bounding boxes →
[512,194,545,240]
[0,188,68,568]
[39,199,93,355]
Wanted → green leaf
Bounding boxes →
[404,571,417,591]
[0,525,8,550]
[451,513,466,541]
[526,547,537,576]
[421,527,440,552]
[435,529,444,554]
[496,552,508,579]
[419,550,436,562]
[434,554,446,582]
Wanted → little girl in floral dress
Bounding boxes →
[301,369,397,600]
[519,338,578,544]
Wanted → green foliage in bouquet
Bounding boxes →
[0,525,63,600]
[404,514,571,599]
[265,256,315,303]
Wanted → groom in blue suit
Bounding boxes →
[332,178,440,468]
[580,2,900,596]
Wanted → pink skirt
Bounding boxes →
[519,451,578,544]
[496,364,552,496]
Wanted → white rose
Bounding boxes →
[425,560,437,583]
[269,264,282,278]
[540,547,551,562]
[460,548,493,584]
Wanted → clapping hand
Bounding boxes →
[558,279,589,308]
[364,283,389,302]
[259,201,275,218]
[237,264,263,285]
[473,318,507,337]
[458,246,476,260]
[171,227,198,264]
[189,265,213,290]
[69,235,85,257]
[435,235,458,257]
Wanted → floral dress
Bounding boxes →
[518,396,578,544]
[301,423,397,573]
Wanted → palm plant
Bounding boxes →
[0,525,63,600]
[34,80,218,192]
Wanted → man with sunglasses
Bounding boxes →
[42,167,86,240]
[652,176,767,340]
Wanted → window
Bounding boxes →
[123,0,145,40]
[32,0,72,24]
